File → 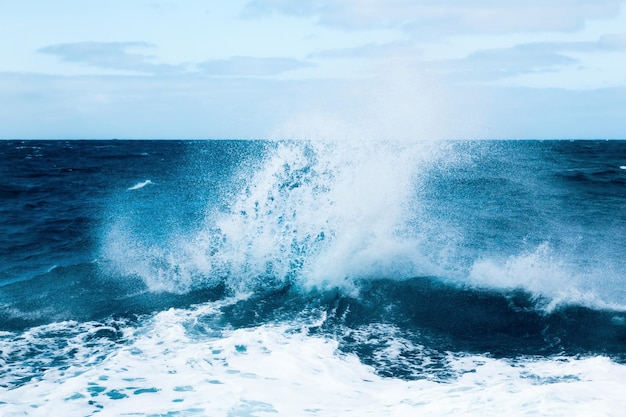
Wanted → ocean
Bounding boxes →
[1,139,625,416]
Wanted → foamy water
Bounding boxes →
[2,298,625,417]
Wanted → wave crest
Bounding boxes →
[102,140,444,294]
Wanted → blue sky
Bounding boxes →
[1,0,625,139]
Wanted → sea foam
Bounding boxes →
[127,180,154,191]
[2,300,626,417]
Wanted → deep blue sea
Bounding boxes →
[1,139,626,416]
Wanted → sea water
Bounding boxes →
[1,139,625,416]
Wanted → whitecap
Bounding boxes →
[3,305,626,416]
[127,180,154,191]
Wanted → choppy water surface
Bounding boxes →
[1,139,625,416]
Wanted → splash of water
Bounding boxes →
[102,139,449,294]
[101,138,626,311]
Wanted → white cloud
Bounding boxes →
[197,56,313,76]
[2,70,624,139]
[432,33,626,81]
[597,32,626,49]
[38,42,184,75]
[404,2,622,37]
[435,44,578,81]
[305,31,626,86]
[0,71,336,139]
[243,0,623,35]
[307,41,414,60]
[38,42,315,78]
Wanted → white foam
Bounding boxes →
[468,243,626,311]
[2,302,626,416]
[127,180,154,191]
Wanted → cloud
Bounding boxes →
[242,0,622,35]
[307,41,414,60]
[1,70,625,139]
[596,32,626,49]
[442,44,579,81]
[403,3,622,37]
[436,33,626,81]
[559,32,626,52]
[304,31,626,86]
[196,56,313,76]
[38,42,184,75]
[39,42,314,78]
[0,71,326,139]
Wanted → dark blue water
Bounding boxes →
[1,139,626,392]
